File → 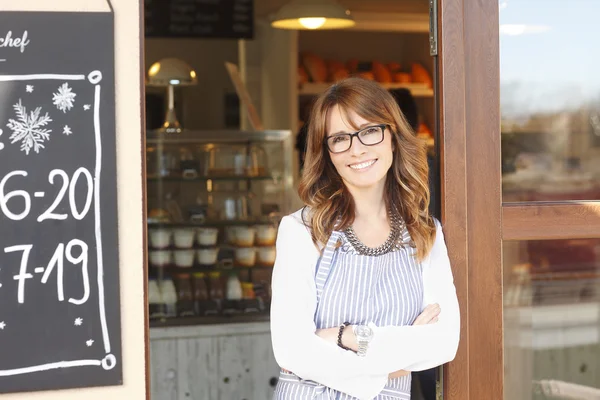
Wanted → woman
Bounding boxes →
[270,77,460,400]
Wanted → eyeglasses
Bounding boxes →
[324,124,387,154]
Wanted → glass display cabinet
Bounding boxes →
[145,129,294,325]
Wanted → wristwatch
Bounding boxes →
[353,325,374,357]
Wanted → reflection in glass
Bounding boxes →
[503,239,600,399]
[500,1,600,201]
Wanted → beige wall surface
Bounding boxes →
[0,0,147,399]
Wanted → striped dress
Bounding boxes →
[274,226,423,400]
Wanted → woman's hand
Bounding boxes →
[413,303,441,325]
[313,305,441,379]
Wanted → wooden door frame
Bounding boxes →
[437,0,600,398]
[437,0,504,398]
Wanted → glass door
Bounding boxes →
[437,0,600,399]
[500,1,600,399]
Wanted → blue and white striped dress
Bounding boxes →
[274,226,423,399]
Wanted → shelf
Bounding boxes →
[149,265,274,273]
[299,82,433,97]
[148,217,279,227]
[147,175,277,182]
[149,312,270,328]
[146,129,292,144]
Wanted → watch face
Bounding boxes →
[356,325,373,340]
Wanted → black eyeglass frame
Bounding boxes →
[323,124,388,154]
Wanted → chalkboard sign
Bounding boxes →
[0,11,122,393]
[145,0,254,39]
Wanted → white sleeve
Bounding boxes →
[270,215,389,400]
[363,220,460,373]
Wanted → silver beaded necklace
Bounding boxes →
[343,212,406,256]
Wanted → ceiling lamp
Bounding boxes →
[270,0,355,30]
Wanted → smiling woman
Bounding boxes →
[269,77,460,400]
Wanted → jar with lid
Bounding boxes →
[174,273,194,317]
[192,272,209,315]
[246,144,268,177]
[208,271,224,300]
[148,278,166,319]
[241,282,255,300]
[179,147,199,179]
[160,279,178,318]
[226,272,243,300]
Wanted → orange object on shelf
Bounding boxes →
[301,52,327,83]
[387,62,402,73]
[331,68,350,82]
[418,122,432,136]
[356,71,375,80]
[411,63,433,88]
[393,72,412,83]
[372,61,392,83]
[298,65,309,85]
[326,59,348,82]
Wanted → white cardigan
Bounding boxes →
[270,209,460,400]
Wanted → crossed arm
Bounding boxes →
[270,215,460,400]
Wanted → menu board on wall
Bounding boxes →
[145,0,254,39]
[0,11,122,393]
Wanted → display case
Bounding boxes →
[145,129,294,326]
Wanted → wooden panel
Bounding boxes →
[503,202,600,240]
[176,338,219,400]
[437,0,469,398]
[464,0,503,399]
[150,339,178,400]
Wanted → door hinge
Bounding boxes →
[429,0,438,56]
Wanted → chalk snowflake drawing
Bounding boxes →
[63,125,73,136]
[26,85,34,93]
[74,317,83,326]
[86,339,94,347]
[0,128,4,151]
[52,82,76,113]
[6,99,53,155]
[0,321,6,330]
[83,104,91,111]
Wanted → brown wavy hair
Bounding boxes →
[298,77,436,261]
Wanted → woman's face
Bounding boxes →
[325,105,394,191]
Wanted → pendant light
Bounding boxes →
[270,0,355,30]
[146,58,197,133]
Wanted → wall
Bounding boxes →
[0,0,147,399]
[145,38,238,130]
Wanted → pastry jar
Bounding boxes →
[173,228,195,249]
[255,224,277,246]
[234,247,256,267]
[149,250,171,267]
[197,227,219,246]
[257,246,276,266]
[232,226,256,247]
[246,144,268,177]
[173,249,195,268]
[197,247,219,266]
[149,228,172,249]
[206,145,246,176]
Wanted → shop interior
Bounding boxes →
[144,0,600,399]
